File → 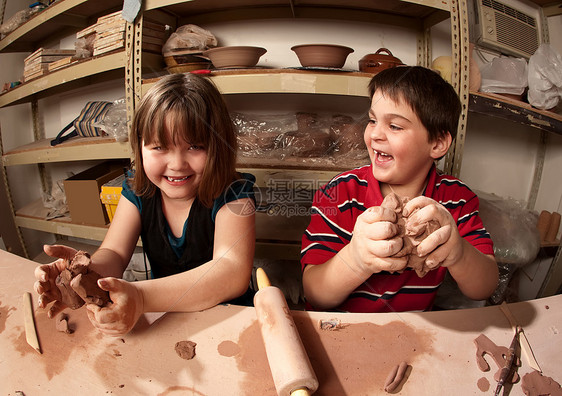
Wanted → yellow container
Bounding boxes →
[100,174,126,222]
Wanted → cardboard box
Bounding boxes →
[100,174,126,222]
[64,161,126,226]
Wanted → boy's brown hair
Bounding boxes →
[129,73,238,207]
[368,65,461,142]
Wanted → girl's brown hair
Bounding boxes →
[129,73,238,207]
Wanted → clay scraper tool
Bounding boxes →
[23,292,42,354]
[494,326,520,396]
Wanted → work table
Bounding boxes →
[1,248,560,395]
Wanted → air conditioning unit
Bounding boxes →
[469,0,541,58]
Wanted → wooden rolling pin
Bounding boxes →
[254,267,319,396]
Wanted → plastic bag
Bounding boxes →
[232,112,368,165]
[162,24,217,55]
[93,99,128,142]
[74,34,96,59]
[480,57,528,95]
[477,191,540,267]
[0,9,31,35]
[527,44,562,110]
[42,179,69,220]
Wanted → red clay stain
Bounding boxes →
[0,300,16,334]
[228,314,434,395]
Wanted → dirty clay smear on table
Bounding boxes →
[13,308,100,380]
[225,314,434,395]
[0,299,16,333]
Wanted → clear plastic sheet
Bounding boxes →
[528,44,562,110]
[0,9,32,36]
[477,191,540,267]
[42,179,69,220]
[480,57,528,95]
[162,24,217,54]
[74,34,95,59]
[93,98,128,141]
[232,112,369,165]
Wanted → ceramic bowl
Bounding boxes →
[291,44,354,68]
[202,46,267,69]
[358,48,404,73]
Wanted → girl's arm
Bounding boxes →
[88,197,256,337]
[91,197,142,278]
[34,196,141,318]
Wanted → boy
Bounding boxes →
[301,66,498,312]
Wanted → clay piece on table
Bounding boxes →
[55,251,111,309]
[521,370,562,396]
[474,334,520,384]
[384,361,409,393]
[55,312,73,334]
[175,340,197,360]
[379,193,440,277]
[318,318,345,331]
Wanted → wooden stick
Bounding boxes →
[23,292,42,354]
[499,302,540,372]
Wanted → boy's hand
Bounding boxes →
[34,244,78,317]
[403,196,464,270]
[349,206,408,275]
[86,277,144,337]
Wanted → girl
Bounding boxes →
[34,73,256,336]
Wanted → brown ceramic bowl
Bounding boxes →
[202,46,267,69]
[291,44,354,68]
[358,48,404,73]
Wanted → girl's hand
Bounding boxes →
[34,244,78,317]
[403,196,464,270]
[349,205,408,275]
[86,277,144,336]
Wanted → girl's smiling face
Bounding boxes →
[141,117,207,203]
[364,90,447,190]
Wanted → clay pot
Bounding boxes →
[202,46,266,69]
[291,44,354,68]
[358,48,404,73]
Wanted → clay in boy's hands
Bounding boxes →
[55,251,111,309]
[380,193,440,277]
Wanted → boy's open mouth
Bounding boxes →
[373,149,393,162]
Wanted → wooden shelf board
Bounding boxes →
[3,136,131,166]
[0,50,127,108]
[145,0,450,18]
[15,199,110,242]
[143,68,372,97]
[0,0,123,53]
[469,91,562,136]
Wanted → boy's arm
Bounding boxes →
[446,242,498,300]
[404,196,499,300]
[303,206,407,310]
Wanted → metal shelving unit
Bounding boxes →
[1,0,459,257]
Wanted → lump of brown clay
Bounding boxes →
[56,313,73,334]
[55,251,111,309]
[175,340,197,360]
[474,334,519,384]
[384,361,409,393]
[379,193,440,277]
[521,370,562,396]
